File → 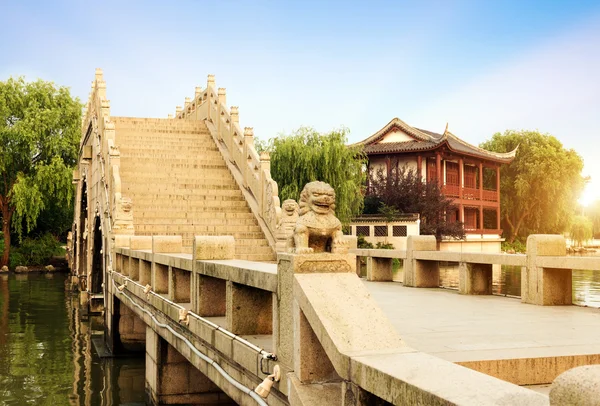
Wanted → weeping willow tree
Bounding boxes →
[570,216,593,247]
[268,127,366,224]
[0,77,80,267]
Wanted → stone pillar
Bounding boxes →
[355,256,363,277]
[279,253,355,384]
[522,235,571,305]
[196,275,226,316]
[152,236,182,300]
[459,262,493,295]
[366,257,393,281]
[226,281,273,335]
[550,365,600,405]
[403,236,439,287]
[193,236,234,316]
[145,326,231,405]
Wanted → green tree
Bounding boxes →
[480,130,585,243]
[570,215,593,247]
[268,126,366,224]
[0,77,80,267]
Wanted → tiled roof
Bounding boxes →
[356,119,517,163]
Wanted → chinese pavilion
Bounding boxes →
[355,118,517,237]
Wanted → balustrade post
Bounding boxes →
[184,97,191,117]
[206,74,215,122]
[522,235,571,305]
[459,262,493,295]
[217,88,226,140]
[242,127,254,189]
[259,152,271,215]
[404,235,439,287]
[228,106,239,155]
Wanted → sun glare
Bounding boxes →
[578,181,599,207]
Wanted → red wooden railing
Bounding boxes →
[482,189,499,202]
[442,185,460,198]
[461,187,479,200]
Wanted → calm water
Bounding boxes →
[0,273,145,406]
[438,264,600,308]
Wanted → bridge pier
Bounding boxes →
[195,275,226,316]
[106,296,146,354]
[403,236,439,287]
[458,262,493,295]
[522,235,572,305]
[145,327,235,405]
[226,281,273,335]
[365,257,393,281]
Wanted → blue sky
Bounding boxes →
[1,0,599,203]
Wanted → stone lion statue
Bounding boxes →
[289,181,346,254]
[276,199,299,252]
[277,199,299,230]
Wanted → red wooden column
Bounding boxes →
[459,158,464,223]
[417,155,422,180]
[496,166,501,230]
[436,153,442,184]
[479,163,484,231]
[385,155,391,178]
[478,163,483,200]
[496,207,500,230]
[496,166,500,199]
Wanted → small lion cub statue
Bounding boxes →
[288,181,347,254]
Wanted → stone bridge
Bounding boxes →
[67,69,600,405]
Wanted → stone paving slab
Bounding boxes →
[363,281,600,384]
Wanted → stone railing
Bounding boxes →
[352,234,600,304]
[107,235,599,405]
[172,75,281,250]
[80,68,134,238]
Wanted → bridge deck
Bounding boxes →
[364,280,600,384]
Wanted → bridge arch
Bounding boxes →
[90,215,103,294]
[76,177,89,290]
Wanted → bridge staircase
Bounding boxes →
[111,117,275,262]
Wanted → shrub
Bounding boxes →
[501,239,526,253]
[375,242,395,249]
[9,233,63,267]
[357,235,373,249]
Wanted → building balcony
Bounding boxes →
[442,185,499,203]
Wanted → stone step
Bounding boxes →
[129,194,246,203]
[133,225,265,235]
[118,191,244,200]
[130,200,249,209]
[121,185,241,193]
[120,163,230,171]
[132,206,254,217]
[119,149,223,157]
[130,212,256,221]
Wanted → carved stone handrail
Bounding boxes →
[81,68,134,239]
[173,75,281,250]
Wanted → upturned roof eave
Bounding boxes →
[350,117,436,147]
[365,139,517,164]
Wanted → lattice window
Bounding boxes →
[356,226,370,237]
[446,162,459,186]
[464,166,477,188]
[392,225,407,237]
[374,225,388,237]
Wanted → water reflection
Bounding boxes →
[0,273,145,406]
[438,264,600,308]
